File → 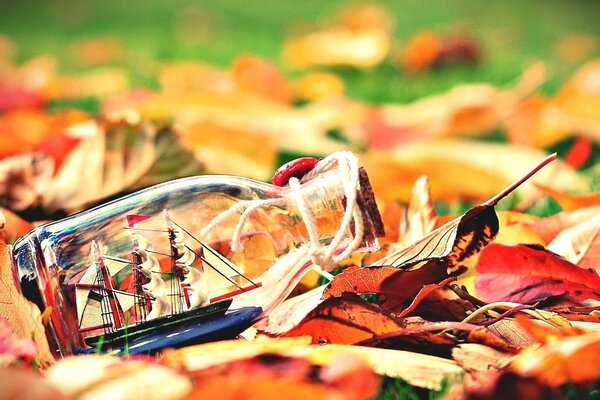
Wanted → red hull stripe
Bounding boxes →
[79,323,113,333]
[75,283,103,289]
[209,282,263,303]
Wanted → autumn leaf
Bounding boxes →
[535,183,600,211]
[37,119,202,214]
[361,140,583,203]
[323,262,450,313]
[362,176,437,265]
[522,205,600,244]
[166,336,462,391]
[363,63,545,150]
[511,326,600,386]
[547,213,600,273]
[359,320,517,353]
[183,353,380,400]
[282,293,405,345]
[371,153,558,274]
[282,28,390,69]
[0,153,54,211]
[46,355,192,400]
[0,242,53,365]
[475,243,600,304]
[452,343,514,373]
[0,368,67,400]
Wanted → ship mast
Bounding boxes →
[93,240,124,330]
[164,210,187,314]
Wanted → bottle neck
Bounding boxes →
[228,163,383,270]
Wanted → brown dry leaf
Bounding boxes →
[362,176,437,265]
[362,140,584,203]
[323,262,450,313]
[0,109,88,159]
[0,242,53,365]
[159,62,234,96]
[486,319,536,348]
[547,213,600,273]
[0,56,56,93]
[282,27,390,69]
[372,153,560,276]
[0,208,34,242]
[401,31,480,73]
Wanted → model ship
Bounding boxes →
[75,211,262,349]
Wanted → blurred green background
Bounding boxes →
[1,0,600,102]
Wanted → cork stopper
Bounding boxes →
[357,167,385,241]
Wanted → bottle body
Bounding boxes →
[12,167,382,357]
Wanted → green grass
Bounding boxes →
[1,0,599,103]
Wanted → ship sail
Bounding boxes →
[76,244,137,332]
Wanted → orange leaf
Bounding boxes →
[323,262,449,312]
[535,183,600,211]
[283,293,405,344]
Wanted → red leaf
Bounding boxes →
[283,293,405,344]
[323,262,449,312]
[475,243,600,304]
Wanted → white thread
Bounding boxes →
[199,151,365,270]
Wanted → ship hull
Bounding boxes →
[83,299,233,348]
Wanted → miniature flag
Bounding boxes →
[126,214,152,228]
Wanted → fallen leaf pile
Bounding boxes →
[1,2,600,399]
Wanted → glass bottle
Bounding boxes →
[11,155,384,358]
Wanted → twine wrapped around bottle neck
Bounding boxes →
[199,151,364,271]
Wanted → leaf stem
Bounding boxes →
[482,153,557,207]
[461,301,567,327]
